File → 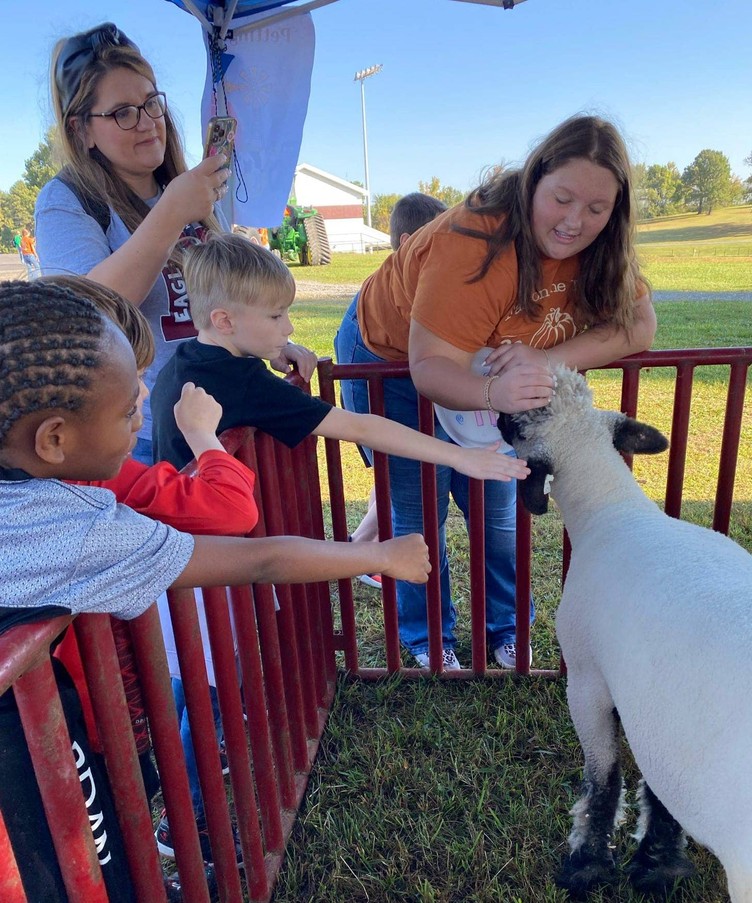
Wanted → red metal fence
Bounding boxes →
[0,347,749,901]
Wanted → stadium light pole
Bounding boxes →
[354,64,383,228]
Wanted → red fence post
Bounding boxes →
[15,659,110,903]
[74,613,167,903]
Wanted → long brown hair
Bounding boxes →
[456,115,645,329]
[51,30,221,238]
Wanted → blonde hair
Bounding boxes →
[182,233,295,329]
[38,274,155,371]
[50,26,221,238]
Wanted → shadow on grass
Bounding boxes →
[637,222,752,245]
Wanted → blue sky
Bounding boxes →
[2,0,750,198]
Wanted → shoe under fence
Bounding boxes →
[0,347,749,902]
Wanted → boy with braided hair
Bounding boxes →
[43,275,259,809]
[0,279,430,902]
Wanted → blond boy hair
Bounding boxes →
[182,233,295,329]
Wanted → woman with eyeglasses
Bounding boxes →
[35,22,231,466]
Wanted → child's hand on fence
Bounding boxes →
[270,342,319,382]
[174,382,225,459]
[452,443,530,482]
[379,534,431,584]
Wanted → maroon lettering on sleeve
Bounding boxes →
[159,262,199,342]
[158,225,213,342]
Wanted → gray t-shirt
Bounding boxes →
[34,177,229,440]
[0,473,194,624]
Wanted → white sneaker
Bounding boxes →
[413,648,462,670]
[494,642,532,670]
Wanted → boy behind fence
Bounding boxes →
[151,234,529,481]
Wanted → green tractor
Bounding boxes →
[268,204,331,266]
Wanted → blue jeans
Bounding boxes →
[22,254,41,280]
[132,436,153,466]
[172,678,222,823]
[334,296,533,655]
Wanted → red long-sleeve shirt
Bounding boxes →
[79,450,259,535]
[57,450,258,752]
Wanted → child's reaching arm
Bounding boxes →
[173,533,430,589]
[313,407,530,482]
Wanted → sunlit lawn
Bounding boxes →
[271,212,750,903]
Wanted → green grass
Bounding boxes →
[271,212,751,903]
[636,204,752,249]
[274,678,729,903]
[290,250,390,284]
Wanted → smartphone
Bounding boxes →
[204,116,237,169]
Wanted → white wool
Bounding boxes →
[508,366,752,900]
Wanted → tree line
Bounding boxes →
[370,152,752,234]
[1,132,751,253]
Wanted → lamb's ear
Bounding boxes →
[611,414,669,455]
[520,458,553,515]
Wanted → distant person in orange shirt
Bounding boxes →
[20,228,41,279]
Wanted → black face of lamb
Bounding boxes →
[497,412,518,445]
[557,761,622,897]
[612,418,669,456]
[626,782,695,894]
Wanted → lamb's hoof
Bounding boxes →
[626,849,696,896]
[556,850,617,899]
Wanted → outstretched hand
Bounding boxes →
[453,442,530,482]
[270,342,319,382]
[379,534,431,584]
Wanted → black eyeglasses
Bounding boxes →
[87,92,167,131]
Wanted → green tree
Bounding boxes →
[23,127,58,190]
[371,192,401,235]
[744,151,752,203]
[643,162,683,217]
[681,149,732,214]
[3,181,36,232]
[417,176,464,208]
[726,175,746,206]
[0,129,58,250]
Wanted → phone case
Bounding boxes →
[204,116,237,168]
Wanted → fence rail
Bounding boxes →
[0,346,749,901]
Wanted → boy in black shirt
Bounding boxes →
[151,233,529,486]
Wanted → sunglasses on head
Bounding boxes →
[56,22,139,115]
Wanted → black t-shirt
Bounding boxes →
[151,340,332,469]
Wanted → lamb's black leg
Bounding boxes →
[626,780,695,895]
[557,758,623,898]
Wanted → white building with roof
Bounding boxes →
[292,163,390,253]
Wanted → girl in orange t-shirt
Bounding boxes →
[335,114,656,671]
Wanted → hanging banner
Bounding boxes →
[201,12,315,228]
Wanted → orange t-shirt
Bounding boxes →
[19,234,36,256]
[358,204,583,361]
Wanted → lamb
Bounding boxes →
[498,365,752,901]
